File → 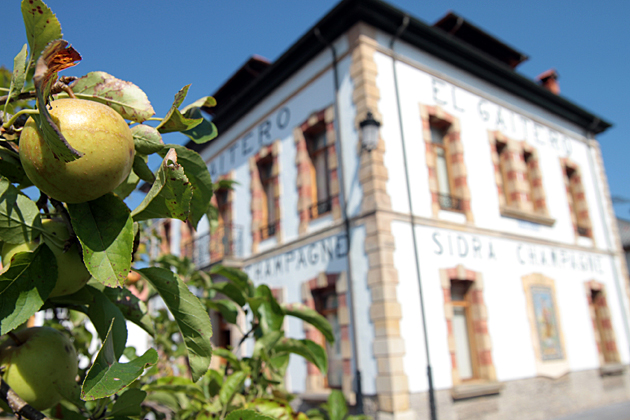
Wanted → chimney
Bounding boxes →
[536,69,560,95]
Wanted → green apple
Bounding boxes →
[19,98,135,204]
[2,219,91,298]
[0,327,78,411]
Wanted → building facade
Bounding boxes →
[162,1,630,419]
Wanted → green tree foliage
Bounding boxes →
[0,2,353,420]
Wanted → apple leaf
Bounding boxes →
[180,96,217,113]
[274,338,328,374]
[81,320,158,401]
[181,106,218,144]
[225,409,277,420]
[132,154,155,183]
[0,244,56,335]
[113,169,140,201]
[108,388,147,417]
[86,285,128,360]
[102,286,155,337]
[219,371,247,406]
[156,85,203,134]
[138,267,213,382]
[32,39,83,163]
[69,71,155,122]
[282,302,334,343]
[159,145,213,229]
[131,148,193,222]
[68,194,134,288]
[3,44,28,108]
[0,178,42,244]
[131,124,164,155]
[0,148,32,187]
[21,0,62,71]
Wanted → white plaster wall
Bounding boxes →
[392,221,630,393]
[371,40,614,252]
[197,36,353,259]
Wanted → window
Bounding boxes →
[313,286,343,389]
[307,124,332,218]
[562,160,592,238]
[257,157,276,239]
[585,281,620,368]
[420,105,472,221]
[294,106,341,235]
[440,265,499,399]
[489,131,554,226]
[450,281,476,381]
[250,142,281,253]
[430,122,460,211]
[301,272,353,399]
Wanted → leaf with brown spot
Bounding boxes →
[32,39,83,162]
[70,71,155,122]
[21,0,62,71]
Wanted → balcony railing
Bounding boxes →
[438,193,463,212]
[577,225,589,237]
[260,222,277,240]
[309,196,334,219]
[181,224,243,268]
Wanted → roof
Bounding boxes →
[187,0,611,153]
[618,218,630,249]
[432,12,528,69]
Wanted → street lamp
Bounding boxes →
[359,111,381,152]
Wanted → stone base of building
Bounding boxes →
[409,367,630,420]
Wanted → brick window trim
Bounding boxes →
[489,131,555,227]
[420,104,473,222]
[299,272,355,404]
[584,280,624,376]
[521,273,569,378]
[250,141,282,254]
[439,265,500,400]
[294,106,342,235]
[561,158,594,240]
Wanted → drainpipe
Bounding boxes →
[584,131,630,358]
[314,27,364,413]
[390,16,438,420]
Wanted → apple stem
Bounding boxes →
[6,332,22,346]
[0,378,51,420]
[36,193,52,219]
[1,109,39,130]
[49,199,77,250]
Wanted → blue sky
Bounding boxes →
[2,0,629,218]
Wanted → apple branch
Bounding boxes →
[0,377,50,420]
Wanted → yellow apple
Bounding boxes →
[2,219,91,298]
[0,327,78,411]
[19,98,135,204]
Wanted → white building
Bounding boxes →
[164,1,630,418]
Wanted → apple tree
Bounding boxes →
[0,1,338,420]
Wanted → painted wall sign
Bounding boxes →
[246,234,348,281]
[516,243,603,273]
[209,106,291,177]
[431,230,603,274]
[431,78,573,156]
[432,231,497,260]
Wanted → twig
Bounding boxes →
[49,199,77,251]
[142,400,173,420]
[0,91,37,105]
[36,193,51,218]
[0,377,51,420]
